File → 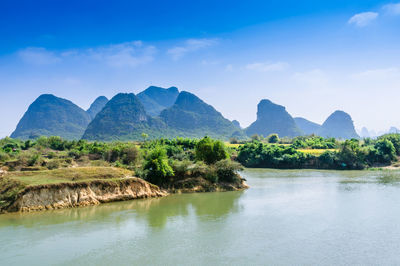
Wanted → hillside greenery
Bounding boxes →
[11,94,91,140]
[137,86,179,117]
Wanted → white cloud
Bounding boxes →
[18,47,61,65]
[167,38,218,60]
[383,2,400,15]
[245,62,289,72]
[84,41,156,67]
[293,69,329,87]
[18,41,156,68]
[348,12,378,27]
[351,67,400,81]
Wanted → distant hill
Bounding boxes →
[232,120,241,129]
[86,96,108,120]
[389,127,400,134]
[82,93,165,141]
[160,91,245,139]
[246,99,302,137]
[359,127,370,138]
[319,110,359,139]
[11,94,91,140]
[294,117,321,135]
[137,86,179,116]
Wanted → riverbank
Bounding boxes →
[0,167,248,213]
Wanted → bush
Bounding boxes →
[143,147,174,186]
[121,146,140,165]
[46,160,60,170]
[195,137,228,164]
[0,151,10,162]
[28,153,40,166]
[171,159,192,180]
[372,139,396,164]
[214,159,243,183]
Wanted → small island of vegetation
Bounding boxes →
[0,136,247,213]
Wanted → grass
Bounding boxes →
[297,149,338,156]
[225,143,241,148]
[4,167,133,186]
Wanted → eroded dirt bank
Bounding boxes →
[3,177,167,213]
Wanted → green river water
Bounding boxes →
[1,169,400,265]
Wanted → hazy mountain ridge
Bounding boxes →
[319,110,359,139]
[294,117,321,135]
[11,88,363,141]
[87,96,108,120]
[137,86,179,117]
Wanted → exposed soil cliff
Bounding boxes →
[168,177,249,193]
[2,177,167,213]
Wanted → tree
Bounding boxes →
[267,134,279,143]
[374,139,396,164]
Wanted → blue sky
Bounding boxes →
[1,0,400,137]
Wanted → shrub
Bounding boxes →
[28,153,40,166]
[195,137,228,164]
[121,146,140,165]
[0,151,10,162]
[372,139,396,164]
[171,159,192,179]
[46,160,60,170]
[214,159,243,183]
[143,147,174,186]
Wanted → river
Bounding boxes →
[1,169,400,265]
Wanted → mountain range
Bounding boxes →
[11,86,361,140]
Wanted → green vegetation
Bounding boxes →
[0,136,244,190]
[237,134,400,170]
[5,167,132,186]
[195,137,229,164]
[11,94,91,140]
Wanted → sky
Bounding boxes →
[1,0,400,137]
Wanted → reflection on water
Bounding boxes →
[0,190,244,230]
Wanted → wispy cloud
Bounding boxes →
[167,38,218,60]
[84,41,156,67]
[293,69,329,87]
[383,2,400,15]
[18,47,61,65]
[18,41,156,67]
[245,62,289,72]
[351,67,400,80]
[348,12,378,27]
